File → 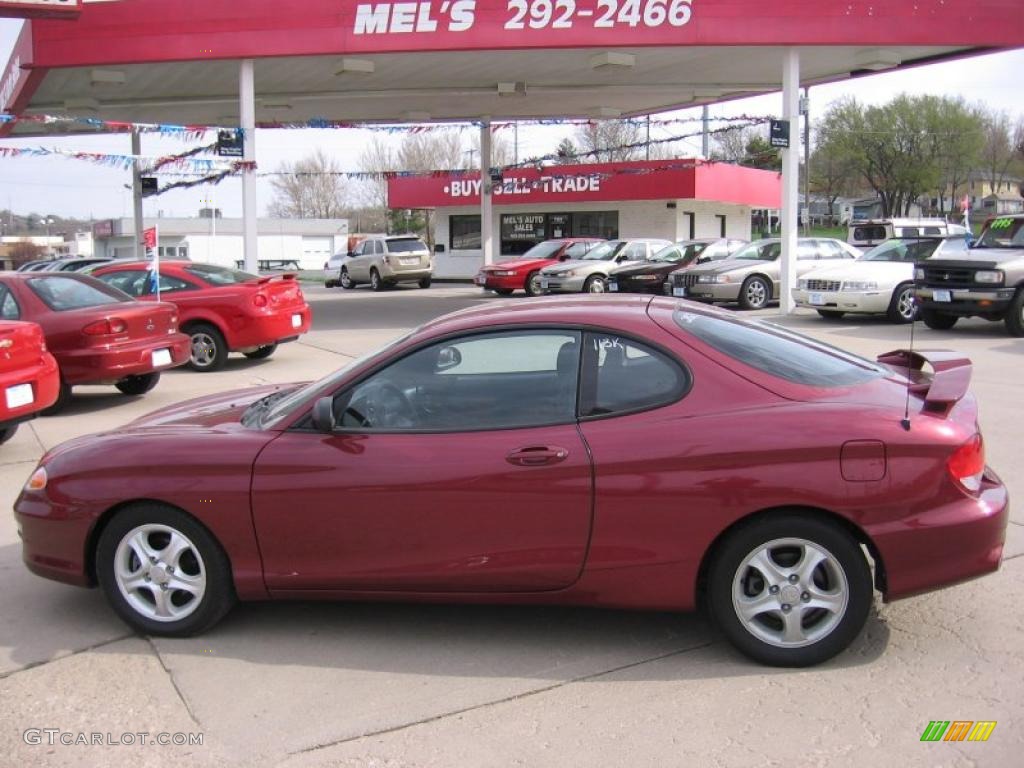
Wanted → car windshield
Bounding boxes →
[27,274,133,311]
[674,307,884,387]
[518,241,564,259]
[258,329,419,428]
[861,238,943,263]
[732,240,781,261]
[386,238,428,253]
[651,243,707,263]
[974,217,1024,249]
[185,264,259,285]
[581,241,625,261]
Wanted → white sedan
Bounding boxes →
[792,235,970,323]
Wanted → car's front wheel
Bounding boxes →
[524,271,543,297]
[738,276,771,310]
[707,514,872,667]
[115,372,161,396]
[584,275,607,294]
[96,503,235,636]
[886,283,917,323]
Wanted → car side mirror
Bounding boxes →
[311,396,336,433]
[696,255,710,264]
[558,253,571,261]
[436,346,462,371]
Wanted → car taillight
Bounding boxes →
[82,318,127,336]
[253,293,269,308]
[948,434,985,493]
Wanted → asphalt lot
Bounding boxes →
[2,283,1022,767]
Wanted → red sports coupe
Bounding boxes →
[14,296,1007,666]
[0,320,60,444]
[90,261,312,372]
[475,238,604,296]
[0,273,189,411]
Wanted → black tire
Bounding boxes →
[339,268,356,290]
[418,277,432,289]
[583,275,607,294]
[243,343,277,360]
[707,514,873,667]
[886,283,917,324]
[370,268,385,292]
[1005,289,1024,337]
[95,502,236,637]
[115,372,161,396]
[0,424,17,445]
[816,310,845,320]
[524,271,543,297]
[920,309,958,331]
[494,288,514,296]
[738,276,771,310]
[41,379,72,416]
[186,323,228,372]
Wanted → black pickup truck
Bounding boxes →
[915,214,1024,336]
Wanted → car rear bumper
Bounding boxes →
[0,352,60,425]
[609,278,663,294]
[14,493,94,587]
[791,288,891,314]
[915,286,1015,316]
[228,306,312,349]
[57,333,190,385]
[874,470,1009,601]
[667,283,732,302]
[380,265,433,282]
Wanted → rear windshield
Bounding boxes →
[673,307,884,387]
[861,238,943,263]
[975,217,1024,249]
[185,264,258,285]
[385,238,428,253]
[852,225,888,242]
[27,275,133,311]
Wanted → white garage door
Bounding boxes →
[301,237,333,270]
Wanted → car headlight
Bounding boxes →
[797,279,809,290]
[914,268,926,280]
[975,270,1004,284]
[698,273,732,283]
[561,270,577,278]
[492,270,516,277]
[25,466,47,492]
[632,274,659,281]
[841,281,878,291]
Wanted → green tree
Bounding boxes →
[554,137,578,164]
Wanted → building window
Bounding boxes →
[571,211,618,240]
[450,215,481,250]
[715,214,727,237]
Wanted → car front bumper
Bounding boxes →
[15,491,97,587]
[791,288,892,314]
[668,282,740,302]
[474,272,524,291]
[57,333,191,386]
[540,274,589,293]
[915,286,1016,316]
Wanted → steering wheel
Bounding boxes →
[349,380,417,428]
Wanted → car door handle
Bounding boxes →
[506,446,569,467]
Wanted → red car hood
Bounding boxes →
[126,382,306,429]
[486,258,555,273]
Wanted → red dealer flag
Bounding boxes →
[142,227,157,250]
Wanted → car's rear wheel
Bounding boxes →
[243,344,277,360]
[370,268,385,292]
[418,277,432,289]
[707,515,872,667]
[0,424,17,444]
[339,268,355,289]
[96,503,235,636]
[41,379,72,416]
[816,310,845,320]
[187,323,228,372]
[886,283,917,323]
[115,372,161,396]
[921,309,958,331]
[584,275,607,294]
[524,271,543,297]
[738,276,771,310]
[1005,289,1024,337]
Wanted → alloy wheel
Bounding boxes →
[897,287,916,321]
[190,332,218,368]
[744,279,767,309]
[113,524,207,622]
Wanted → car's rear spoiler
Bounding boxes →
[255,273,297,284]
[876,349,972,412]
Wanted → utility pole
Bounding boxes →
[801,87,810,234]
[646,115,651,160]
[701,105,710,159]
[513,122,519,165]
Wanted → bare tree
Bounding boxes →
[710,126,758,164]
[266,148,350,218]
[400,130,466,170]
[574,120,643,162]
[979,109,1024,197]
[469,131,514,168]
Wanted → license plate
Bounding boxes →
[474,275,486,285]
[5,383,33,409]
[608,281,618,292]
[673,286,687,297]
[151,348,172,368]
[541,279,549,289]
[809,293,825,306]
[399,257,419,266]
[933,289,952,303]
[291,313,302,328]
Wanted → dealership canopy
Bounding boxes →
[2,0,1023,307]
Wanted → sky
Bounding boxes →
[1,17,1023,223]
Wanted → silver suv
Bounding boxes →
[339,235,433,291]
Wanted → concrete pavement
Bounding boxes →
[1,284,1021,767]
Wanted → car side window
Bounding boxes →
[336,330,582,432]
[373,241,384,255]
[620,243,646,260]
[95,270,150,297]
[0,284,20,320]
[797,241,821,259]
[146,275,198,295]
[579,333,688,418]
[564,242,590,258]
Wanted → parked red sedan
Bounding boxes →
[0,320,60,443]
[91,261,312,372]
[0,273,189,412]
[14,297,1007,666]
[475,238,603,296]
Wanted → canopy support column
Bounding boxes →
[131,128,144,260]
[240,59,258,274]
[780,48,800,314]
[480,119,494,266]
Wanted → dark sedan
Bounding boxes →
[609,238,747,294]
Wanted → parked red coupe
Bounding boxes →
[0,320,60,443]
[14,296,1007,666]
[91,261,312,371]
[475,238,604,296]
[0,273,189,411]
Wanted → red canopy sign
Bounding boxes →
[0,0,78,20]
